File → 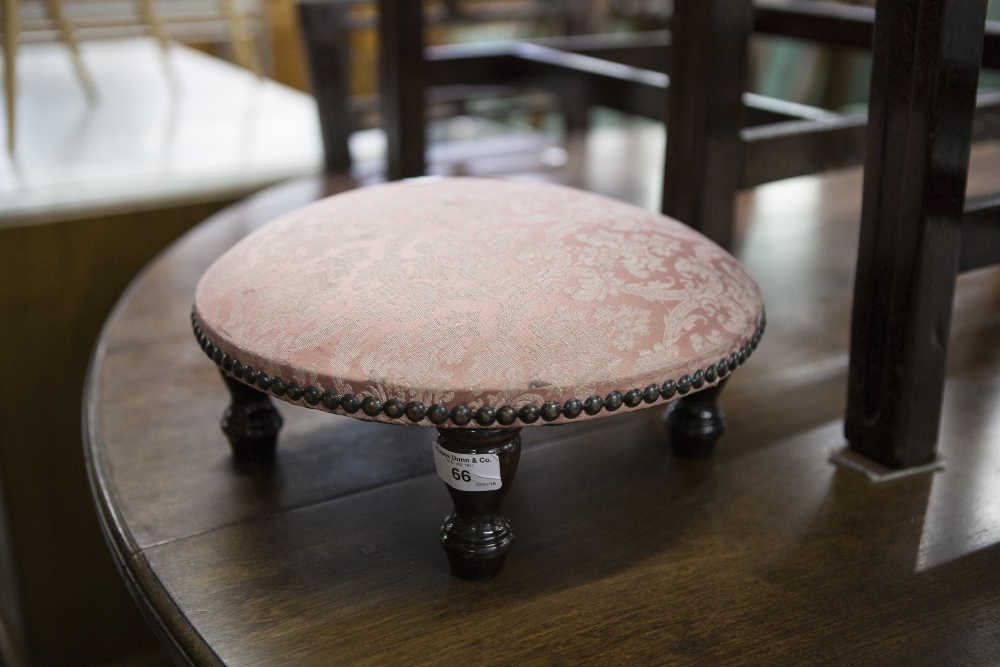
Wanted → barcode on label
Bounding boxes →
[433,442,502,492]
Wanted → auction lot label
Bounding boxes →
[433,443,502,491]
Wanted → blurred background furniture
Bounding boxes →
[305,0,871,190]
[664,0,1000,248]
[299,0,598,177]
[846,0,1000,469]
[12,0,267,53]
[3,0,95,152]
[324,0,1000,247]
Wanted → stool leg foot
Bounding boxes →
[436,427,521,581]
[220,371,283,460]
[665,378,728,458]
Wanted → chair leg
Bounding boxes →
[218,0,260,74]
[844,0,988,468]
[665,378,728,458]
[377,0,425,180]
[44,0,96,101]
[662,0,752,251]
[3,0,18,154]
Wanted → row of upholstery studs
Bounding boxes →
[192,310,764,427]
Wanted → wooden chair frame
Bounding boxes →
[301,0,1000,238]
[300,0,1000,468]
[846,0,1000,469]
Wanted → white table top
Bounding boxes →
[0,38,323,227]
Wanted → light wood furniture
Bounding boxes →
[3,0,265,152]
[3,0,94,152]
[85,141,1000,663]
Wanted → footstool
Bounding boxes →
[192,177,764,580]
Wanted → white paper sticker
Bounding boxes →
[433,443,502,492]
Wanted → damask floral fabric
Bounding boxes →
[195,177,763,426]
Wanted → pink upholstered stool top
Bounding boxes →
[192,177,764,428]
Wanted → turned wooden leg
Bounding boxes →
[219,371,282,460]
[664,378,728,458]
[435,427,521,581]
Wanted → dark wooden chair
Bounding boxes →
[845,0,1000,470]
[296,0,815,457]
[299,0,884,190]
[663,0,1000,249]
[298,0,1000,464]
[353,0,1000,248]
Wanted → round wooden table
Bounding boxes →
[86,167,1000,666]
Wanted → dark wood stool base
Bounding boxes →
[220,372,283,460]
[664,379,728,458]
[436,427,521,581]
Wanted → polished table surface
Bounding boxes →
[86,144,1000,665]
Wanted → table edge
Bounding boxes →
[80,176,336,667]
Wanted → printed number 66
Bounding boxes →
[451,468,471,482]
